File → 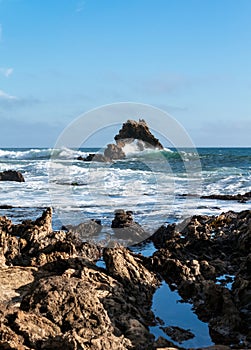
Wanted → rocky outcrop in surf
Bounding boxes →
[0,170,25,182]
[79,119,164,162]
[114,119,163,150]
[201,191,251,203]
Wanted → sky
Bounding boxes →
[0,0,250,147]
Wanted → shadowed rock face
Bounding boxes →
[147,209,251,347]
[114,119,164,150]
[0,209,160,350]
[80,119,164,162]
[0,170,25,182]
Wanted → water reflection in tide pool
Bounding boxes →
[150,282,213,348]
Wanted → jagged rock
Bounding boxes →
[111,210,148,243]
[0,209,101,267]
[63,219,102,239]
[19,251,158,349]
[147,209,251,347]
[160,326,195,343]
[0,170,25,182]
[79,119,164,162]
[114,119,164,149]
[0,266,36,305]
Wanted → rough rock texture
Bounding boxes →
[79,119,164,162]
[0,266,36,306]
[63,219,102,239]
[111,209,148,243]
[0,208,101,267]
[0,170,25,182]
[114,119,163,150]
[160,326,195,343]
[0,209,161,350]
[0,208,250,349]
[147,209,251,348]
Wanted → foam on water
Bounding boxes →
[0,147,89,160]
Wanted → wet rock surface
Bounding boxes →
[160,326,195,343]
[79,119,164,162]
[147,209,251,348]
[111,210,148,243]
[0,209,159,349]
[0,208,250,349]
[0,170,25,182]
[201,191,251,203]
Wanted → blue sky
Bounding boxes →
[0,0,250,147]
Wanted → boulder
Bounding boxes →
[114,119,164,149]
[78,119,164,162]
[0,170,25,182]
[111,209,148,243]
[63,219,102,239]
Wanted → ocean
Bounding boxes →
[0,147,250,232]
[0,146,250,348]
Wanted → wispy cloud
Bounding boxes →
[0,89,40,109]
[0,67,14,77]
[76,0,85,12]
[0,89,18,101]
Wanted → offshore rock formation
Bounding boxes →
[0,170,25,182]
[80,119,164,162]
[114,119,163,150]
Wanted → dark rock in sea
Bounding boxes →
[201,191,251,202]
[111,209,148,243]
[114,119,164,149]
[63,219,102,239]
[78,153,109,162]
[0,205,14,209]
[160,326,195,343]
[78,119,164,162]
[0,170,25,182]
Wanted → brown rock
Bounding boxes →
[0,170,25,182]
[114,119,164,149]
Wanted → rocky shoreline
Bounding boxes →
[0,207,250,349]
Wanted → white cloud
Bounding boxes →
[0,89,18,100]
[0,67,14,77]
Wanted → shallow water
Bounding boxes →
[150,282,213,348]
